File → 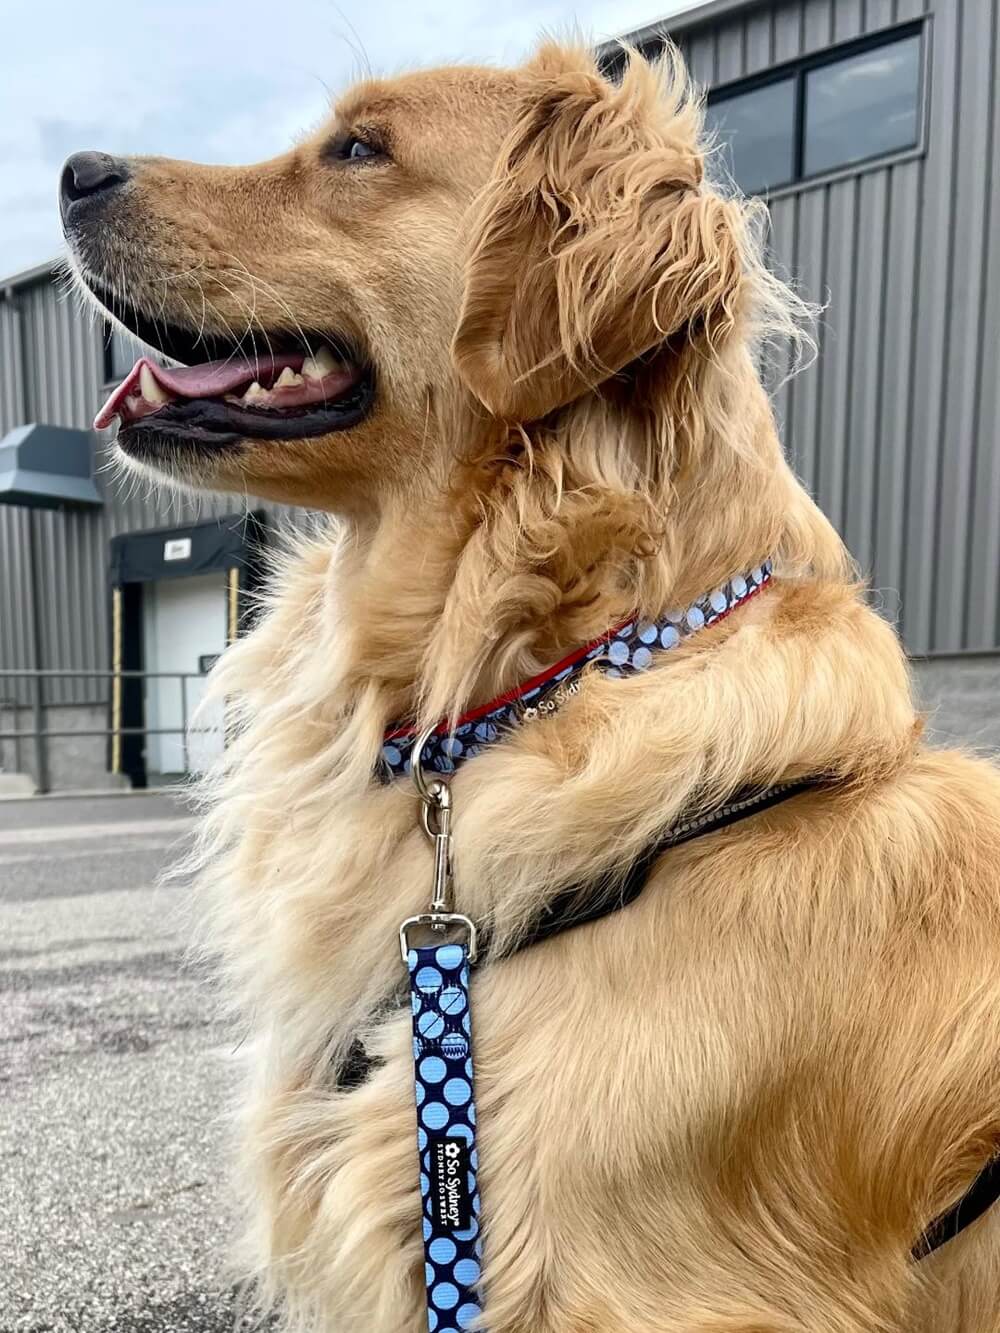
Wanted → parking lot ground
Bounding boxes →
[0,793,260,1332]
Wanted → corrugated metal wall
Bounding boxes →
[0,277,291,705]
[0,297,32,709]
[2,0,998,702]
[675,0,1000,654]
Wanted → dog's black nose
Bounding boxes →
[60,152,130,213]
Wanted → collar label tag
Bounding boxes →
[427,1137,472,1231]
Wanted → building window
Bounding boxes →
[803,34,922,179]
[707,77,797,195]
[705,23,924,196]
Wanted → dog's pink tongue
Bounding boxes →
[155,356,300,397]
[94,352,304,429]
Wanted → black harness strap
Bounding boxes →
[337,779,816,1090]
[522,779,818,951]
[337,775,1000,1260]
[912,1155,1000,1259]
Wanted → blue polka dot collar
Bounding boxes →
[380,560,773,782]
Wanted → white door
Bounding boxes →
[142,572,227,776]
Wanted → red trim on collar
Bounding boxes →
[384,613,634,742]
[384,577,771,743]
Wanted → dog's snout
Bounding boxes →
[60,151,130,218]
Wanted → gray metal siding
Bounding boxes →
[1,0,998,698]
[675,0,1000,654]
[0,276,297,705]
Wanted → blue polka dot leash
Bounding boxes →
[406,939,482,1332]
[401,767,484,1332]
[380,561,773,782]
[395,561,773,1331]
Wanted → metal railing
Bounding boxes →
[0,668,221,793]
[0,696,22,775]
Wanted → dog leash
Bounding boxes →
[402,765,483,1332]
[396,562,779,1333]
[397,735,827,1333]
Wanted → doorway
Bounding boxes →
[142,571,227,778]
[109,512,266,787]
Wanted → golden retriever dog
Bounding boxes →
[62,39,1000,1333]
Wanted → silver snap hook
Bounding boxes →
[410,721,442,806]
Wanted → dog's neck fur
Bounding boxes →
[333,343,849,733]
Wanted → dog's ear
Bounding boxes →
[452,43,745,422]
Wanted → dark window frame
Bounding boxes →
[706,18,928,197]
[102,323,114,386]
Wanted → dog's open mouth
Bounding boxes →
[95,345,372,444]
[87,281,374,447]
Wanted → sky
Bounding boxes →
[1,0,694,281]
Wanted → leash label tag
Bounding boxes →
[428,1136,472,1231]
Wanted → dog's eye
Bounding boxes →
[336,135,382,163]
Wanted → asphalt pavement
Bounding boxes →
[0,793,261,1332]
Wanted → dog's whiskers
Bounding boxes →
[218,255,319,363]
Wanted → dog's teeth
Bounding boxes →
[242,381,268,403]
[302,347,338,380]
[139,364,169,405]
[274,366,304,388]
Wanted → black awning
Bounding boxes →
[109,511,268,584]
[0,423,102,509]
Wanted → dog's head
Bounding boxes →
[62,43,750,513]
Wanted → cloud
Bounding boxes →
[1,0,692,278]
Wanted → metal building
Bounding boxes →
[613,0,1000,654]
[1,0,999,790]
[0,262,297,789]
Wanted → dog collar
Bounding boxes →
[379,559,774,782]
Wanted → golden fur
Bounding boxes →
[75,41,1000,1332]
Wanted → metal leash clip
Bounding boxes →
[398,723,479,964]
